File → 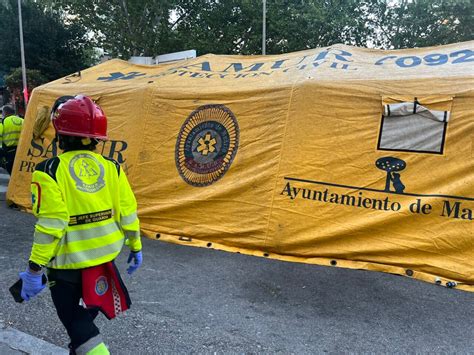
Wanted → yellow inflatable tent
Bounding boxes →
[8,42,473,292]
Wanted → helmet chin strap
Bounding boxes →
[56,134,65,151]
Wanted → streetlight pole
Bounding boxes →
[17,0,28,105]
[262,0,266,55]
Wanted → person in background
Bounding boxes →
[0,113,3,168]
[1,104,23,174]
[18,95,143,355]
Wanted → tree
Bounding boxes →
[365,0,474,49]
[264,0,371,53]
[4,67,48,114]
[41,0,178,58]
[5,67,48,91]
[173,0,472,55]
[172,0,372,55]
[0,0,93,81]
[171,0,261,55]
[36,0,474,59]
[37,0,374,56]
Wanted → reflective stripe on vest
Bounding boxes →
[37,217,68,230]
[121,212,137,226]
[50,219,123,268]
[3,131,22,145]
[3,115,23,147]
[33,231,56,245]
[66,220,121,242]
[50,237,124,268]
[125,230,140,240]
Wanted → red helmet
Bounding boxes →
[53,95,107,140]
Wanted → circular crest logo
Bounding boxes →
[175,104,239,187]
[95,276,108,296]
[69,153,105,193]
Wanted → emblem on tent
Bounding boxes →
[175,104,239,187]
[375,157,406,194]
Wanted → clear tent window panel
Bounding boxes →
[377,101,450,154]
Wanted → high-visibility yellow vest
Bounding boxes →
[0,122,3,148]
[30,150,141,269]
[2,115,23,147]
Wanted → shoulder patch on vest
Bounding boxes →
[35,157,60,181]
[103,156,121,176]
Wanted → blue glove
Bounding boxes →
[127,251,143,275]
[19,269,46,301]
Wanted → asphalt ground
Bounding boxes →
[0,194,473,353]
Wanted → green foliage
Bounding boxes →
[171,0,260,55]
[5,67,48,92]
[365,0,474,49]
[264,0,371,53]
[0,0,93,81]
[172,0,473,54]
[42,0,178,58]
[21,0,474,61]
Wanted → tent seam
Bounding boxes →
[130,86,154,183]
[262,79,299,254]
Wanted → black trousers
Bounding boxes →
[47,268,101,351]
[3,146,17,175]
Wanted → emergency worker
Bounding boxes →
[1,104,23,174]
[18,95,143,355]
[0,116,4,167]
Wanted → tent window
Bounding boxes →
[377,101,450,154]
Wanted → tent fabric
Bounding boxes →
[7,41,474,292]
